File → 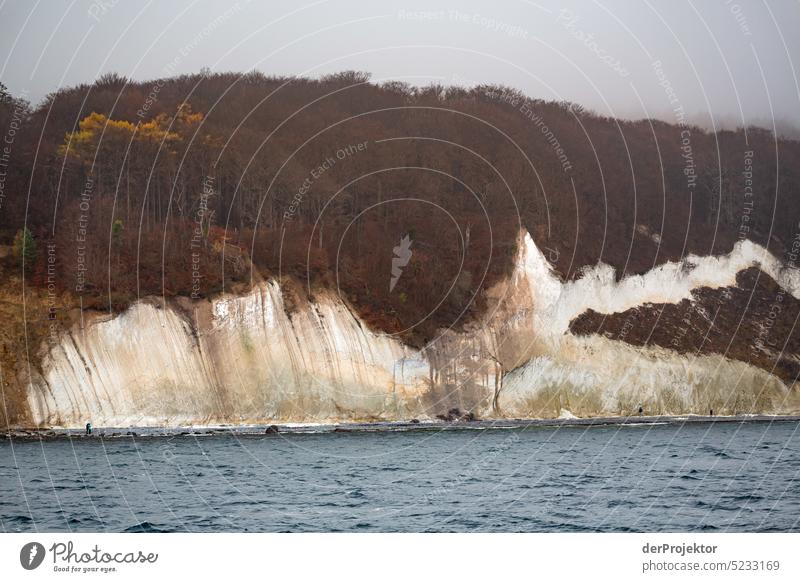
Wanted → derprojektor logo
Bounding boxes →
[20,541,46,570]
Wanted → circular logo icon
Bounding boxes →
[20,542,46,570]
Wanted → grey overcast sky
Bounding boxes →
[1,0,799,134]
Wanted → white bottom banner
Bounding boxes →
[1,533,797,581]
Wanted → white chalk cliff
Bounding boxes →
[24,231,800,428]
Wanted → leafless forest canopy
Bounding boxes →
[1,71,798,344]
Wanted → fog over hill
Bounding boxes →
[2,0,798,134]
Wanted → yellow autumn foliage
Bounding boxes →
[58,105,203,161]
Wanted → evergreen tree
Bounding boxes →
[12,228,37,269]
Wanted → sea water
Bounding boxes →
[2,421,799,532]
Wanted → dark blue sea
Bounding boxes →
[2,421,799,532]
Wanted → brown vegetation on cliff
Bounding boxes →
[569,268,800,386]
[1,72,800,348]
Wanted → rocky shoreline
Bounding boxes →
[4,414,800,440]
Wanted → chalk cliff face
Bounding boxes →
[21,230,800,428]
